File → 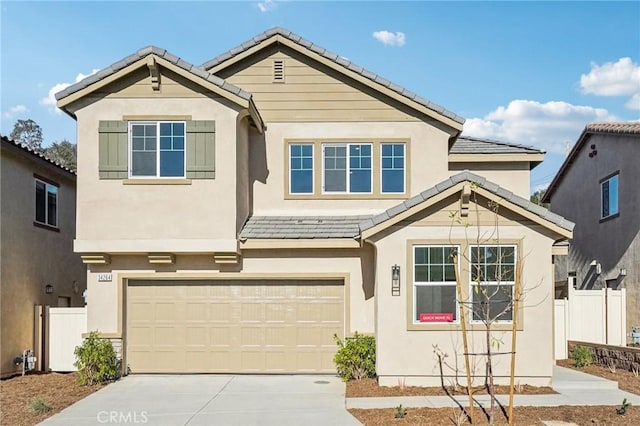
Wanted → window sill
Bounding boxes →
[122,179,192,185]
[34,221,60,232]
[599,213,619,223]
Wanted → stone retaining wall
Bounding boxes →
[568,340,640,372]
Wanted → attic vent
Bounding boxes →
[273,60,285,83]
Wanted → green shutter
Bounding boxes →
[98,121,128,179]
[186,120,215,179]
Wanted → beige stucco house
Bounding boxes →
[1,135,86,377]
[544,122,640,341]
[56,27,573,386]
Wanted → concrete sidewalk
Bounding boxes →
[347,366,640,409]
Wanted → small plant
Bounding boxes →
[333,332,375,381]
[632,365,639,377]
[571,345,594,368]
[28,397,51,414]
[74,331,119,385]
[397,377,406,390]
[514,381,524,393]
[616,398,631,415]
[451,408,467,426]
[395,404,407,419]
[607,359,617,374]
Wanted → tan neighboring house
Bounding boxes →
[55,27,573,386]
[544,122,640,341]
[0,135,86,377]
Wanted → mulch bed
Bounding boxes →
[349,405,640,425]
[347,378,555,397]
[0,372,104,426]
[557,359,640,395]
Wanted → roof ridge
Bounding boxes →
[199,27,465,125]
[55,46,252,102]
[1,134,76,175]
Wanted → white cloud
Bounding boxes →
[257,0,276,12]
[40,69,99,114]
[580,57,640,109]
[2,104,29,119]
[372,30,406,47]
[464,99,619,154]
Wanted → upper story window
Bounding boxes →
[601,173,619,219]
[286,139,407,198]
[381,143,405,193]
[35,178,58,228]
[413,245,458,324]
[470,245,516,323]
[323,143,372,193]
[130,122,185,178]
[289,144,313,194]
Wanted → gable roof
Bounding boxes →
[451,136,544,155]
[201,27,465,131]
[1,135,76,176]
[55,46,264,131]
[543,122,640,203]
[359,170,574,239]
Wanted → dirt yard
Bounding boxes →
[556,359,640,395]
[0,372,104,426]
[349,405,640,425]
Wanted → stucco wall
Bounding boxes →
[0,147,86,377]
[371,198,556,386]
[549,133,640,338]
[73,98,244,253]
[449,162,532,199]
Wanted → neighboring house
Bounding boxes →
[55,27,572,386]
[544,122,640,342]
[0,135,86,378]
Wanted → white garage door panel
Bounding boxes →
[127,280,344,373]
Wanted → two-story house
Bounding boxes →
[56,27,573,386]
[544,122,640,342]
[1,135,86,377]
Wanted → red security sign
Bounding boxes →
[420,313,454,322]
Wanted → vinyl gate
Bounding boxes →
[48,307,87,371]
[554,285,626,359]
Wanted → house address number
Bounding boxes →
[97,273,113,282]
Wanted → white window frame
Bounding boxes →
[380,142,406,194]
[128,121,187,179]
[413,244,460,325]
[600,173,619,219]
[34,178,58,228]
[469,244,517,324]
[288,143,314,195]
[321,142,373,194]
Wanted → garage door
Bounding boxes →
[127,280,344,373]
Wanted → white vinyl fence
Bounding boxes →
[554,285,626,359]
[48,307,87,371]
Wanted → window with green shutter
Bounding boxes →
[97,120,215,180]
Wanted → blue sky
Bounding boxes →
[2,1,639,192]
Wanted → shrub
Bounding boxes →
[572,345,594,368]
[333,332,376,381]
[74,331,119,385]
[28,397,51,414]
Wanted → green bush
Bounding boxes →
[333,332,376,381]
[28,397,51,414]
[572,345,594,368]
[74,331,119,385]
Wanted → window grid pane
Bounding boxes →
[290,144,313,194]
[414,246,458,323]
[381,143,405,193]
[348,144,372,193]
[323,145,347,192]
[131,122,185,178]
[601,175,619,218]
[35,180,58,227]
[470,245,516,322]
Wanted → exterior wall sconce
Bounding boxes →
[45,284,54,294]
[391,265,401,296]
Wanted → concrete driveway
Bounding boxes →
[41,375,362,426]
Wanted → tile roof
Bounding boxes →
[358,170,574,233]
[543,122,640,202]
[1,135,76,175]
[451,136,544,154]
[55,46,252,102]
[200,27,465,125]
[585,122,640,134]
[240,216,371,239]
